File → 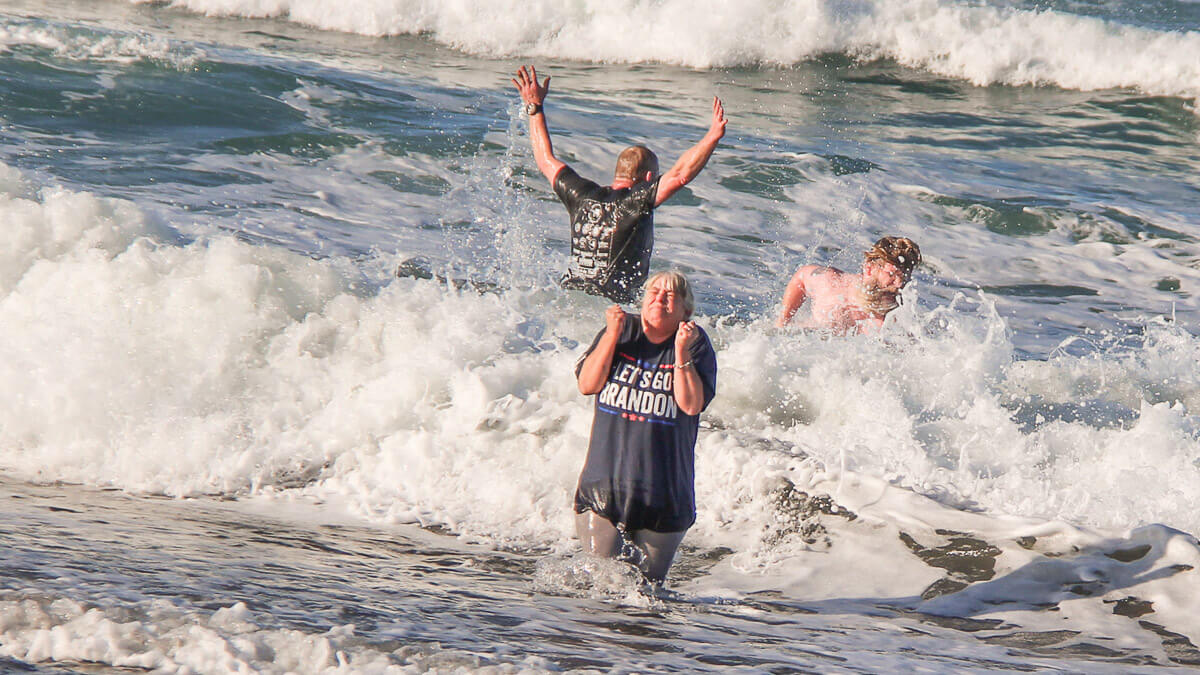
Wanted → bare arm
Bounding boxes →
[512,65,567,187]
[654,96,727,207]
[673,321,705,416]
[577,305,626,395]
[777,266,812,327]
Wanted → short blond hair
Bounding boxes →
[643,270,695,319]
[615,145,659,182]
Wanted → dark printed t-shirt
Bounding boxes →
[573,316,718,532]
[554,166,660,304]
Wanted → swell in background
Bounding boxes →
[148,0,1200,99]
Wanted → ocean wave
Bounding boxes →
[144,0,1200,98]
[2,164,1199,551]
[0,17,203,67]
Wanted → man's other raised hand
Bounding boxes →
[512,65,550,106]
[708,96,727,141]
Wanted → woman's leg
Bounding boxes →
[631,529,688,584]
[574,510,624,559]
[575,512,687,584]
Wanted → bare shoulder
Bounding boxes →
[795,264,843,283]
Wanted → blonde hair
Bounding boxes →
[615,145,659,182]
[643,270,695,319]
[864,236,921,279]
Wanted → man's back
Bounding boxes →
[555,167,661,303]
[511,65,726,303]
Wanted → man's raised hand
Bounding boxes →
[708,96,727,141]
[512,65,551,106]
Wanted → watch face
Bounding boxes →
[525,103,540,115]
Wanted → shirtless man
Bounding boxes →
[511,65,727,303]
[777,236,921,334]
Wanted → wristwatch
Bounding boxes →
[524,102,543,116]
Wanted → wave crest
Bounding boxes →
[149,0,1200,98]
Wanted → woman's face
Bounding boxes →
[864,260,906,294]
[641,279,686,330]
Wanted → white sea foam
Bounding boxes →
[142,0,1200,99]
[0,18,203,67]
[1,161,1197,534]
[0,595,550,673]
[2,163,1200,648]
[695,464,1200,654]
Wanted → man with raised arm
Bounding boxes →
[512,65,727,303]
[777,236,921,335]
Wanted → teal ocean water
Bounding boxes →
[1,0,1200,671]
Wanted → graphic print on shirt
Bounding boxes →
[568,198,620,281]
[596,352,678,424]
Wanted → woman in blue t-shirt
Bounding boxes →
[573,271,718,585]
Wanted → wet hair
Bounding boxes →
[643,270,695,320]
[860,288,899,314]
[614,145,659,182]
[864,236,921,280]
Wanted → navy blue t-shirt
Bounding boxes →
[554,166,660,304]
[573,316,718,532]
